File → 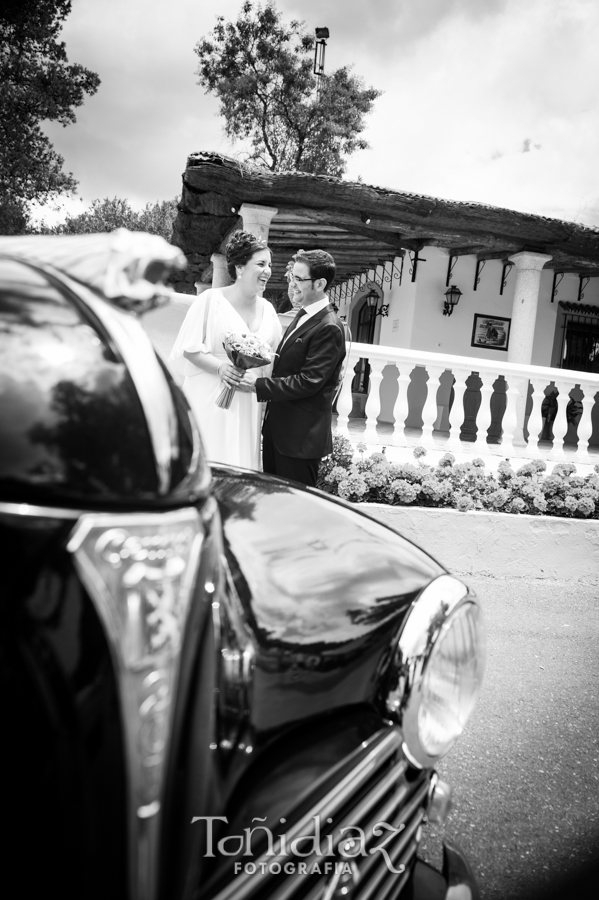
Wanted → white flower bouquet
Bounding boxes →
[216,332,276,409]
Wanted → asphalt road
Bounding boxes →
[419,573,599,900]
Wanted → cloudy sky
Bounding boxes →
[42,0,599,226]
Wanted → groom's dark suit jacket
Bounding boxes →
[255,305,346,459]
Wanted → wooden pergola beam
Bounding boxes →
[173,152,599,292]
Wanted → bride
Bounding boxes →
[169,230,282,469]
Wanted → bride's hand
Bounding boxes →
[218,362,244,387]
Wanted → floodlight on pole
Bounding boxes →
[314,27,329,97]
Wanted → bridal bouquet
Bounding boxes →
[216,332,276,409]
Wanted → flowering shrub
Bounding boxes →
[316,435,599,519]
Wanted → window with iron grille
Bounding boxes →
[560,313,599,373]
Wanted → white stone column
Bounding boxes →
[391,254,417,349]
[239,203,278,242]
[210,253,231,288]
[507,251,552,365]
[507,251,551,455]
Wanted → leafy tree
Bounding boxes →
[41,197,180,243]
[0,0,100,233]
[195,0,381,176]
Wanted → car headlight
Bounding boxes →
[385,575,486,768]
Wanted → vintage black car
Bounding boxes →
[0,234,485,900]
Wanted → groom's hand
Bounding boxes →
[237,371,257,393]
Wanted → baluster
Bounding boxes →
[473,371,493,454]
[363,358,385,446]
[420,365,444,443]
[576,387,595,459]
[526,378,545,455]
[501,374,527,455]
[446,367,469,452]
[551,379,575,458]
[393,365,412,440]
[335,350,360,437]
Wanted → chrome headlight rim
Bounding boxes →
[386,574,485,769]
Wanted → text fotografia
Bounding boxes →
[190,816,407,875]
[234,861,360,877]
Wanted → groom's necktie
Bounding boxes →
[282,308,306,344]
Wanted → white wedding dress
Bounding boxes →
[169,289,282,469]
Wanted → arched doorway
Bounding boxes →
[350,289,381,395]
[347,287,383,418]
[352,302,376,394]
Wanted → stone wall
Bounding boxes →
[359,503,599,583]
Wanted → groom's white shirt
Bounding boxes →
[283,296,330,344]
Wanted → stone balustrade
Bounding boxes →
[334,341,599,465]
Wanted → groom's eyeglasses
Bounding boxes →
[289,275,314,284]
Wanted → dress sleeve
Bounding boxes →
[169,291,218,376]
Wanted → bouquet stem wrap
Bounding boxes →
[216,333,276,410]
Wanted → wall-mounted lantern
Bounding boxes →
[365,289,389,317]
[443,284,462,317]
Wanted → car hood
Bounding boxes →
[210,466,446,737]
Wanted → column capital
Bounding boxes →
[239,203,278,241]
[508,250,552,271]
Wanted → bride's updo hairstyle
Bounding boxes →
[225,230,269,280]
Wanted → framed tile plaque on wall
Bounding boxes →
[471,314,511,351]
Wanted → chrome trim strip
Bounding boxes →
[211,728,403,900]
[67,508,204,900]
[65,277,178,495]
[360,782,428,878]
[272,759,411,900]
[208,729,430,900]
[366,839,418,900]
[301,843,417,900]
[299,806,424,900]
[356,782,429,888]
[0,501,82,519]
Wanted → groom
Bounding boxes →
[240,248,346,487]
